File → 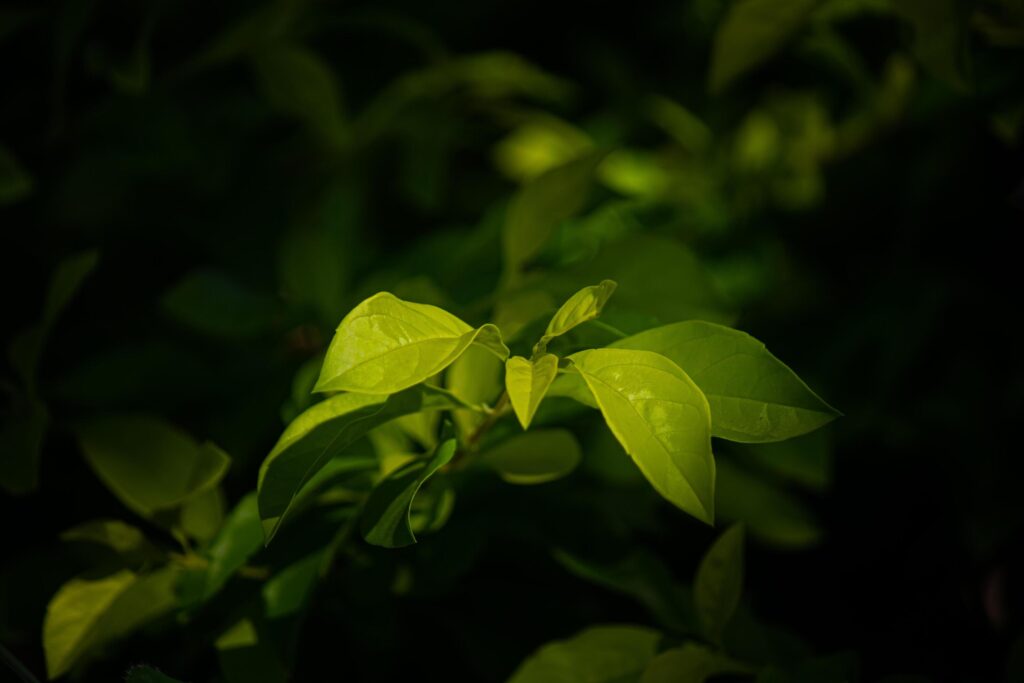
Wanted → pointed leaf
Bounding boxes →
[480,429,581,484]
[257,385,460,541]
[508,625,662,683]
[198,493,264,601]
[360,438,457,548]
[315,292,508,395]
[537,279,617,351]
[75,416,230,518]
[612,321,839,442]
[570,348,716,523]
[505,354,559,429]
[695,524,745,645]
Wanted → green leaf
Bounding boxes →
[507,624,662,683]
[315,292,508,395]
[694,524,745,645]
[447,344,504,438]
[537,280,617,351]
[215,618,288,683]
[43,249,100,327]
[43,567,180,679]
[716,457,821,548]
[505,354,559,429]
[179,486,226,542]
[641,643,750,683]
[162,269,279,339]
[892,0,969,90]
[503,152,603,275]
[125,665,186,683]
[612,321,839,443]
[76,416,231,518]
[196,493,264,602]
[709,0,819,93]
[60,519,162,566]
[258,385,460,541]
[0,143,32,204]
[569,349,716,524]
[252,44,348,147]
[550,235,734,333]
[553,548,697,634]
[360,438,457,548]
[480,429,581,484]
[262,551,324,619]
[546,371,598,410]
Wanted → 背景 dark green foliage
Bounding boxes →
[1,0,1023,681]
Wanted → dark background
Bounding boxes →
[2,1,1024,681]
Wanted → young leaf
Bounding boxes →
[257,385,460,541]
[360,438,457,548]
[480,429,581,484]
[505,354,559,429]
[641,643,750,683]
[536,279,617,351]
[694,524,745,645]
[315,292,508,395]
[709,0,819,93]
[447,344,504,438]
[612,321,839,442]
[507,625,662,683]
[75,416,230,518]
[503,152,603,275]
[569,349,716,524]
[44,567,180,679]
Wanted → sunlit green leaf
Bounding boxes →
[480,429,581,484]
[537,279,617,352]
[361,438,457,548]
[694,524,745,645]
[709,0,819,92]
[507,624,662,683]
[569,349,715,523]
[612,321,839,442]
[44,567,180,679]
[641,642,750,683]
[505,354,559,429]
[315,292,508,395]
[258,385,462,541]
[503,152,603,275]
[76,416,231,518]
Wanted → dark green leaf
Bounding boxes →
[507,625,662,683]
[480,429,581,484]
[162,269,279,339]
[360,438,456,548]
[694,524,745,645]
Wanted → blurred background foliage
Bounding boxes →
[1,0,1023,680]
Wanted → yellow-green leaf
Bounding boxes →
[505,354,559,429]
[641,643,750,683]
[315,292,508,395]
[480,429,581,484]
[44,567,179,679]
[569,348,715,524]
[536,279,617,352]
[612,321,839,442]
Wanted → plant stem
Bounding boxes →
[0,643,41,683]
